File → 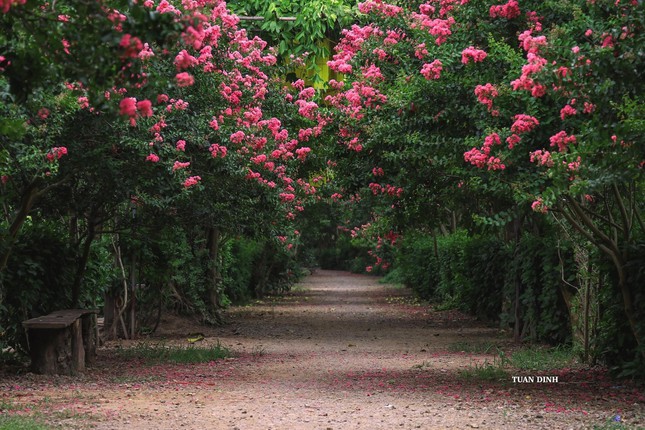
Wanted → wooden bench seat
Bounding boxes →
[23,309,98,375]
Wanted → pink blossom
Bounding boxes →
[567,156,581,172]
[172,160,191,171]
[119,34,143,58]
[146,153,160,163]
[174,50,198,69]
[77,97,89,110]
[46,147,68,162]
[506,134,521,149]
[176,140,186,151]
[560,104,577,120]
[295,147,311,160]
[531,197,548,213]
[2,0,27,13]
[549,131,576,152]
[489,0,520,19]
[474,83,498,111]
[136,99,153,117]
[529,149,554,167]
[230,131,246,144]
[175,72,195,87]
[415,43,428,59]
[511,114,540,134]
[420,60,443,80]
[585,29,593,37]
[583,102,596,114]
[183,176,201,188]
[209,144,227,158]
[119,98,138,117]
[138,43,155,60]
[461,46,487,64]
[38,108,50,119]
[279,192,296,202]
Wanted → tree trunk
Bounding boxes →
[206,227,223,325]
[0,183,39,272]
[71,211,97,307]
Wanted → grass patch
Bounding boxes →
[115,341,231,364]
[459,359,509,382]
[0,415,48,430]
[592,416,630,429]
[510,346,575,371]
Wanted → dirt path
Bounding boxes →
[2,270,644,429]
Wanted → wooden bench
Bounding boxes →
[22,309,98,375]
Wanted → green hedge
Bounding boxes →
[395,230,571,344]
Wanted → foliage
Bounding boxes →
[394,229,572,343]
[0,415,48,430]
[510,345,576,371]
[228,0,355,82]
[114,341,231,364]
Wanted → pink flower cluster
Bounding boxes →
[411,15,455,46]
[531,197,548,213]
[461,46,487,64]
[183,176,201,188]
[357,0,403,17]
[474,83,498,114]
[511,114,539,134]
[560,104,577,120]
[421,60,443,80]
[46,147,68,162]
[529,149,553,167]
[464,133,505,170]
[489,0,520,19]
[119,97,154,126]
[549,131,576,152]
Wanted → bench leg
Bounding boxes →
[71,319,85,373]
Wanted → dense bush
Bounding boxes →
[395,230,572,343]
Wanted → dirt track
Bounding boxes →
[2,270,643,429]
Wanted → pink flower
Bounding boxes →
[571,46,580,54]
[489,0,520,19]
[529,149,553,167]
[119,34,143,58]
[175,72,195,87]
[183,176,201,188]
[511,114,540,134]
[461,46,487,64]
[279,192,296,202]
[230,131,245,144]
[506,134,521,149]
[474,83,498,111]
[136,99,153,117]
[46,147,68,162]
[172,161,191,171]
[295,147,311,160]
[549,131,576,152]
[176,140,186,151]
[209,144,227,158]
[560,104,577,120]
[38,108,50,119]
[531,197,548,213]
[174,50,198,69]
[119,98,137,117]
[146,153,160,163]
[420,60,443,80]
